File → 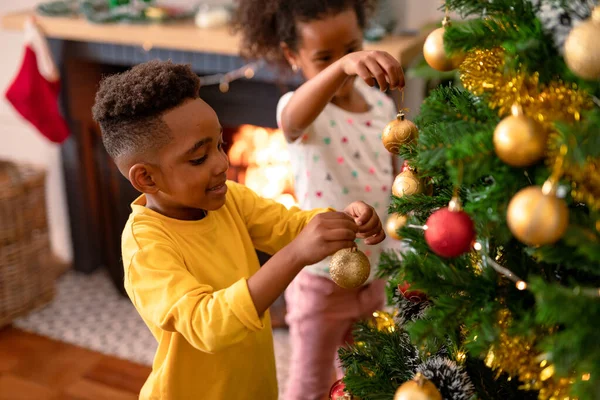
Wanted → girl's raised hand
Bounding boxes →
[340,50,405,92]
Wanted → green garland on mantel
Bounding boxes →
[36,0,196,24]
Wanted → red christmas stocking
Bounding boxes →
[5,18,69,143]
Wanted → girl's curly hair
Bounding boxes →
[232,0,376,69]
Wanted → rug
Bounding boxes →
[14,270,291,397]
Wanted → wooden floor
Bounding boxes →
[0,326,151,400]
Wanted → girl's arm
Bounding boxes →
[280,50,405,141]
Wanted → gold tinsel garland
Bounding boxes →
[484,310,574,400]
[459,48,599,209]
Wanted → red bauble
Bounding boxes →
[398,281,427,302]
[330,379,351,400]
[424,208,475,257]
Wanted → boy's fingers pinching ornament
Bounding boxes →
[330,247,370,289]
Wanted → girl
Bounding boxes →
[234,1,404,398]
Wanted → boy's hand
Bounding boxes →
[343,201,386,245]
[290,212,358,266]
[340,50,405,92]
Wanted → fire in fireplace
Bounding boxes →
[225,124,297,208]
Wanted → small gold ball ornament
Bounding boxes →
[392,170,424,197]
[386,214,408,240]
[423,18,465,72]
[507,184,569,246]
[493,104,548,167]
[330,247,371,289]
[382,111,419,154]
[564,6,600,80]
[394,373,442,400]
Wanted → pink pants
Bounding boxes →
[284,270,386,400]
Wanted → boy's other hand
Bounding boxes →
[340,50,405,92]
[343,201,386,245]
[290,212,358,266]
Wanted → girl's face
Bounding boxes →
[285,8,363,98]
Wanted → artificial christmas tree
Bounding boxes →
[337,1,600,399]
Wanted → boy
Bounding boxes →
[92,60,386,399]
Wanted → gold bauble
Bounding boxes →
[392,170,423,197]
[507,186,569,246]
[386,214,407,240]
[382,112,418,154]
[330,248,371,289]
[394,373,442,400]
[493,105,548,167]
[564,6,600,80]
[423,27,465,72]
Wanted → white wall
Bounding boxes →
[0,0,72,262]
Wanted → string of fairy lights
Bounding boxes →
[197,60,265,92]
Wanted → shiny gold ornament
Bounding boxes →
[423,18,465,72]
[382,111,419,154]
[386,214,407,240]
[329,247,370,289]
[507,185,569,246]
[493,104,548,167]
[564,6,600,80]
[394,373,442,400]
[392,170,424,198]
[369,310,396,333]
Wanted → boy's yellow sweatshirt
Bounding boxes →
[122,181,327,399]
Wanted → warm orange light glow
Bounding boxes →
[228,125,297,208]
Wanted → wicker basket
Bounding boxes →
[0,160,55,328]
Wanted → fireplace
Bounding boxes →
[226,124,296,209]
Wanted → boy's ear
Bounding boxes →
[129,163,160,194]
[280,42,299,70]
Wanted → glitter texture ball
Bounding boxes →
[329,248,371,289]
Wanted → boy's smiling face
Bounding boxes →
[130,98,230,220]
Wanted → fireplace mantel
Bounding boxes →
[2,10,426,64]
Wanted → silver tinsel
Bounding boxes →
[529,0,596,54]
[415,357,476,400]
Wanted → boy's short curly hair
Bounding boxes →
[92,60,200,161]
[232,0,375,69]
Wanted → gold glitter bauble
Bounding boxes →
[394,373,442,400]
[392,170,424,197]
[382,112,418,154]
[493,105,548,167]
[423,27,465,72]
[507,186,569,246]
[564,6,600,80]
[386,214,408,240]
[329,248,370,289]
